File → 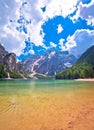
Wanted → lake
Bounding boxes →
[0,79,94,130]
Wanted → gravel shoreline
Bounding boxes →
[75,78,94,81]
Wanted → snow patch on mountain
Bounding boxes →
[48,51,56,59]
[64,62,72,67]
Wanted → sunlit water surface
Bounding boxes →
[0,79,94,130]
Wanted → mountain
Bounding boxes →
[0,44,8,64]
[76,45,94,65]
[0,44,24,78]
[56,45,94,79]
[0,43,77,79]
[22,50,77,77]
[4,53,17,71]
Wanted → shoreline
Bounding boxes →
[75,78,94,81]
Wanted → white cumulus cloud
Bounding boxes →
[0,0,93,58]
[41,0,78,20]
[0,0,79,56]
[71,0,94,25]
[57,24,63,34]
[58,38,68,51]
[66,29,94,57]
[50,42,57,48]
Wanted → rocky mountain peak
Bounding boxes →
[22,50,77,77]
[0,43,77,78]
[0,43,8,64]
[4,53,17,71]
[0,44,24,78]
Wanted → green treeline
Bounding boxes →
[0,64,7,78]
[9,71,23,79]
[56,46,94,79]
[56,63,94,79]
[0,64,23,79]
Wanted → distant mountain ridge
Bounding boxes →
[22,50,77,77]
[0,43,77,78]
[56,45,94,79]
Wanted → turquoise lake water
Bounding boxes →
[0,79,94,95]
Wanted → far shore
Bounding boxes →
[75,78,94,81]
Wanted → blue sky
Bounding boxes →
[0,0,94,60]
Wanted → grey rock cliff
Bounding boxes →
[22,50,77,76]
[0,44,24,78]
[0,44,8,64]
[4,53,17,71]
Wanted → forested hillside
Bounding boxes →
[56,46,94,79]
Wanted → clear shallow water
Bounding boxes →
[0,79,94,130]
[0,79,94,95]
